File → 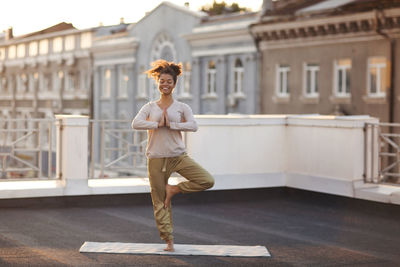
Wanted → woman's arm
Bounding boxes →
[132,103,158,130]
[169,104,198,132]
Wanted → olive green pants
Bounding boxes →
[148,153,214,241]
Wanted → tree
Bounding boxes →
[200,1,250,16]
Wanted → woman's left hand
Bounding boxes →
[163,108,170,128]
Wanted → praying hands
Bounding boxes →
[158,108,170,128]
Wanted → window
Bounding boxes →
[65,35,75,51]
[29,42,38,56]
[0,47,5,60]
[304,63,319,97]
[0,77,7,93]
[118,66,129,98]
[8,75,15,92]
[334,59,351,97]
[65,71,74,92]
[206,60,217,95]
[74,70,81,90]
[180,62,191,97]
[368,57,387,97]
[233,59,244,95]
[39,73,52,92]
[39,39,49,55]
[28,74,36,93]
[276,64,290,97]
[16,74,27,93]
[33,73,39,92]
[53,37,63,53]
[137,66,147,98]
[8,45,16,59]
[80,32,92,49]
[102,68,111,98]
[53,71,63,92]
[17,44,25,58]
[80,71,89,91]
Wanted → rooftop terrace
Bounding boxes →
[0,187,399,266]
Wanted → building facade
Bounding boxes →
[0,23,94,121]
[251,0,400,124]
[91,2,260,121]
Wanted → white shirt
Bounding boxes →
[132,100,198,158]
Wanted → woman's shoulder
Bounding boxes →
[143,101,157,108]
[174,100,191,109]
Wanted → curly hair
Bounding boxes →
[145,60,182,84]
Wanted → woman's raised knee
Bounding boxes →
[204,175,215,189]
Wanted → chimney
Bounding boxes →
[120,17,125,24]
[5,27,13,40]
[262,0,274,14]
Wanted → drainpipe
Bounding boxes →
[374,9,397,179]
[374,9,395,125]
[249,26,263,114]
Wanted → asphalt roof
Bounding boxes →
[0,187,399,266]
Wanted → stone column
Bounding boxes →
[217,56,227,114]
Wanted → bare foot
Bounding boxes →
[164,184,180,208]
[164,239,175,252]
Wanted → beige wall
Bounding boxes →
[260,39,395,122]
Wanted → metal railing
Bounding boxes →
[89,120,147,179]
[365,122,400,184]
[0,118,56,180]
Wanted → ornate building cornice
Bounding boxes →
[250,8,400,47]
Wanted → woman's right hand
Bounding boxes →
[158,112,165,128]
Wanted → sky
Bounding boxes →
[1,0,263,37]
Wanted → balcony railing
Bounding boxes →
[0,118,56,180]
[365,122,400,184]
[89,120,147,179]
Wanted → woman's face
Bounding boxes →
[158,73,175,96]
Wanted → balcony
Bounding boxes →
[1,114,399,203]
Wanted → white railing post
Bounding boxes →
[55,115,90,195]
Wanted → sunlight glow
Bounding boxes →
[1,0,262,36]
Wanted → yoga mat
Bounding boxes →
[79,242,270,257]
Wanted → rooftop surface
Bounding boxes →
[0,187,399,266]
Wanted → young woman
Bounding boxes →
[132,60,214,252]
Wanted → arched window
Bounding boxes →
[149,32,177,100]
[206,60,216,95]
[233,59,244,95]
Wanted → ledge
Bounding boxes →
[300,95,319,104]
[272,95,290,103]
[329,95,351,104]
[201,93,218,100]
[362,95,387,104]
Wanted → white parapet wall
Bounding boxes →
[188,114,379,196]
[2,114,399,205]
[186,115,288,190]
[285,115,376,197]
